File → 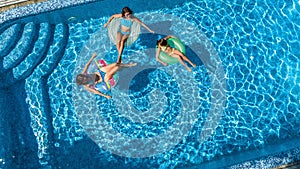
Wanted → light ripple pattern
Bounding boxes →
[22,0,300,168]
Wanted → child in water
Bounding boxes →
[76,52,136,99]
[156,36,196,72]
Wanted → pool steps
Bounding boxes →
[24,23,69,166]
[2,23,39,72]
[0,24,24,57]
[0,22,69,166]
[13,23,53,79]
[0,21,69,84]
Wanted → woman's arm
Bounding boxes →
[133,17,154,33]
[81,52,97,74]
[103,14,122,28]
[155,47,167,66]
[83,85,112,99]
[164,35,175,40]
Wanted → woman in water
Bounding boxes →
[156,35,196,72]
[76,52,136,99]
[103,7,154,63]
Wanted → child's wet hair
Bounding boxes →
[122,7,133,17]
[76,74,89,85]
[157,39,168,46]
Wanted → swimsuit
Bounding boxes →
[118,18,133,35]
[120,18,133,27]
[95,70,111,92]
[87,71,106,89]
[99,69,106,80]
[161,45,174,55]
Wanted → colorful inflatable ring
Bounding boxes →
[93,59,119,93]
[157,37,186,64]
[107,18,141,47]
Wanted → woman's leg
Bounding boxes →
[101,61,136,73]
[116,32,122,54]
[104,66,119,82]
[173,50,196,68]
[101,63,118,72]
[117,34,129,63]
[102,62,137,81]
[171,53,192,72]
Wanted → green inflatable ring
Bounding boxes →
[157,37,186,64]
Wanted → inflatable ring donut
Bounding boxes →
[94,59,119,93]
[157,37,186,64]
[107,18,141,47]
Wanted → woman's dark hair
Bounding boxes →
[121,7,133,17]
[76,74,90,85]
[156,39,168,46]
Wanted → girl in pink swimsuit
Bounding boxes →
[76,52,136,99]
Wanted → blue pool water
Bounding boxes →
[0,0,299,168]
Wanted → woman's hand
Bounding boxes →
[149,29,155,34]
[103,23,108,28]
[105,95,112,99]
[92,52,97,59]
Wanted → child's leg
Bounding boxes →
[104,66,119,82]
[173,50,196,67]
[116,32,122,54]
[117,35,129,63]
[101,63,117,72]
[171,53,192,72]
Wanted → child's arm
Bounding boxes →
[155,47,167,66]
[103,14,122,28]
[81,52,97,74]
[84,85,112,99]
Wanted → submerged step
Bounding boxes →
[25,23,68,166]
[13,23,52,80]
[30,23,68,77]
[0,23,24,58]
[2,22,38,72]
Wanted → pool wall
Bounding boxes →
[0,0,299,168]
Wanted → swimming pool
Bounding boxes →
[0,0,299,168]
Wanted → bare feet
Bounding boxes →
[192,63,196,68]
[128,62,137,67]
[119,62,137,67]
